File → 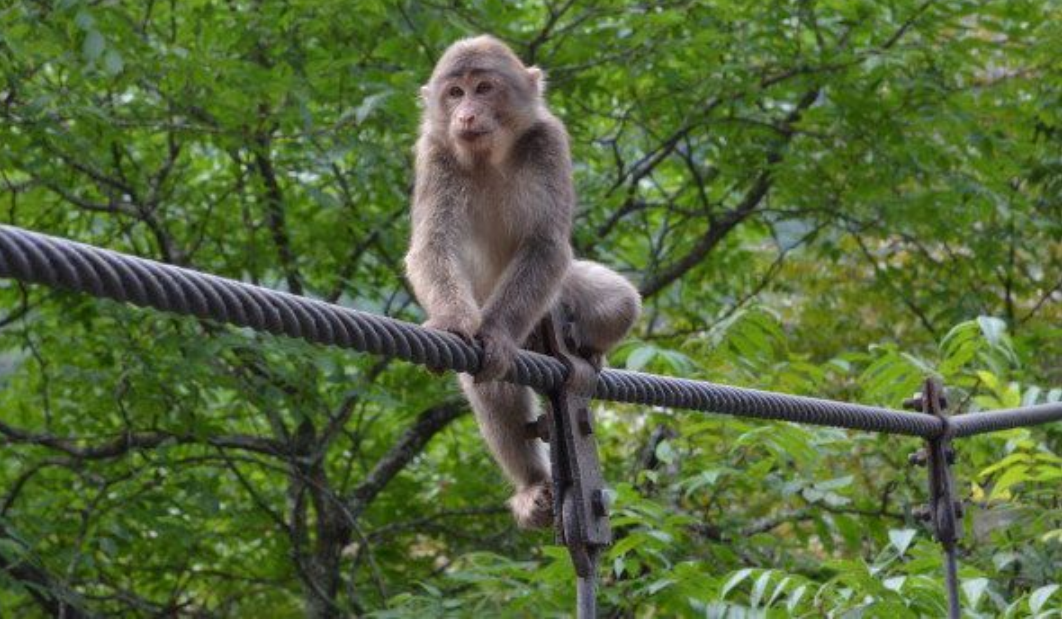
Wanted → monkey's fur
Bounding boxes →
[405,36,641,528]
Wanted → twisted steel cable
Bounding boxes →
[0,225,560,388]
[950,403,1062,438]
[0,225,1053,439]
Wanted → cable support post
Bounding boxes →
[905,377,962,619]
[530,304,610,619]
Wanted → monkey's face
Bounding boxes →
[440,72,512,153]
[422,37,545,160]
[425,68,541,158]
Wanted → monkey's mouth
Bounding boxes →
[456,129,492,142]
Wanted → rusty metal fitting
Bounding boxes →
[591,489,609,518]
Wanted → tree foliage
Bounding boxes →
[0,0,1059,616]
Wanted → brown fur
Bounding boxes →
[405,35,641,528]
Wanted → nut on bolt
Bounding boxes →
[524,415,550,442]
[902,391,948,411]
[577,406,593,435]
[591,489,609,517]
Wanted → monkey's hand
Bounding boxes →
[423,313,479,342]
[474,327,518,383]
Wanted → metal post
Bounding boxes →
[576,555,598,619]
[527,305,611,618]
[906,378,962,619]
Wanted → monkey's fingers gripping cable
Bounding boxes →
[1,225,1061,437]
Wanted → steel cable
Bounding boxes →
[1,225,1055,439]
[949,403,1062,438]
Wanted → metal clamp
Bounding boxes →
[906,378,961,619]
[528,304,610,618]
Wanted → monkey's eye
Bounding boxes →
[475,81,494,95]
[448,86,464,98]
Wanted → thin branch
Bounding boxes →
[0,522,93,618]
[0,423,284,459]
[346,401,466,519]
[638,88,820,299]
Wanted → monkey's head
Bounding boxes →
[422,35,545,159]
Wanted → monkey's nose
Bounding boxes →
[459,113,476,126]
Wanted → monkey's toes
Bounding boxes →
[509,483,554,529]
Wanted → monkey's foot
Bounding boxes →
[509,483,554,529]
[474,328,517,382]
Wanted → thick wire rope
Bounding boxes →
[2,225,1057,438]
[949,403,1062,438]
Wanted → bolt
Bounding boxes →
[524,416,550,442]
[945,447,956,464]
[591,489,609,517]
[913,505,932,522]
[903,394,923,411]
[908,449,927,467]
[578,407,593,435]
[953,500,964,518]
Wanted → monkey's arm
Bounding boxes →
[475,232,571,381]
[475,123,575,380]
[404,157,480,338]
[479,232,572,342]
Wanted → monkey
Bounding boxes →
[404,35,641,529]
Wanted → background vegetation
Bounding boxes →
[0,0,1059,616]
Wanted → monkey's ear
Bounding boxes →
[527,66,547,95]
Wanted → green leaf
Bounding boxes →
[103,50,124,75]
[1029,584,1059,613]
[888,529,917,555]
[83,30,105,62]
[720,568,753,599]
[989,465,1029,500]
[654,440,675,465]
[626,345,657,371]
[750,570,772,607]
[787,585,808,613]
[962,578,989,609]
[74,10,95,30]
[977,316,1007,347]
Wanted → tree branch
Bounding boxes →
[638,88,820,298]
[0,423,284,459]
[346,401,466,519]
[0,523,93,618]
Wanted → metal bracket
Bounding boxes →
[528,304,610,618]
[905,377,961,619]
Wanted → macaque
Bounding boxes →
[404,35,641,529]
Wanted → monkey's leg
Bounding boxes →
[561,260,642,355]
[458,375,553,529]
